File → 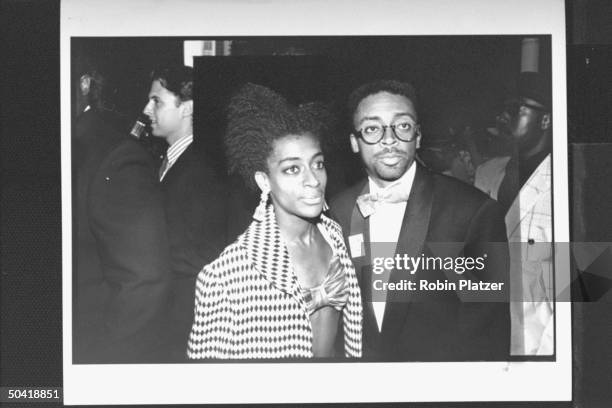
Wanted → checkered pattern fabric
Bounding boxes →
[187,204,362,359]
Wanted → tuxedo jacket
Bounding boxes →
[74,110,171,363]
[330,164,510,361]
[159,143,228,360]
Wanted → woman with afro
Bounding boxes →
[187,83,362,359]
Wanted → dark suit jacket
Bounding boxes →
[74,109,171,363]
[160,143,228,360]
[330,164,510,361]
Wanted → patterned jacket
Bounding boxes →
[187,204,362,359]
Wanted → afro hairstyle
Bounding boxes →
[225,83,330,190]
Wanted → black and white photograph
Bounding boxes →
[59,0,571,404]
[15,0,612,406]
[71,35,555,365]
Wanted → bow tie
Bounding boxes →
[356,182,410,218]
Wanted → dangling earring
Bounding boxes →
[322,199,330,212]
[253,188,269,221]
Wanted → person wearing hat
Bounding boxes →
[475,71,553,356]
[495,72,552,208]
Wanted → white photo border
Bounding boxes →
[61,0,571,404]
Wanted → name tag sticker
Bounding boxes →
[348,233,364,258]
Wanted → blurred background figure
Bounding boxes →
[73,68,171,363]
[419,139,476,184]
[73,70,128,157]
[74,69,128,137]
[490,72,552,210]
[418,112,492,185]
[476,67,554,356]
[472,123,515,200]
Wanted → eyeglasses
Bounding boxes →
[354,121,419,145]
[503,99,548,117]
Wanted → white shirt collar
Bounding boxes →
[367,162,417,332]
[159,134,194,181]
[166,134,194,166]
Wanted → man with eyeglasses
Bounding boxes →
[330,80,510,361]
[492,72,552,210]
[475,72,554,356]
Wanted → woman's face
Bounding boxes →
[261,133,327,220]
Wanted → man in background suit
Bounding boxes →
[74,70,170,363]
[142,65,228,361]
[475,72,554,355]
[331,80,510,361]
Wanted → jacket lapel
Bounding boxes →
[345,182,380,339]
[333,180,367,244]
[160,144,193,186]
[505,154,551,239]
[320,214,363,285]
[382,164,433,333]
[241,204,304,310]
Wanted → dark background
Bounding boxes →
[2,1,612,407]
[71,36,539,196]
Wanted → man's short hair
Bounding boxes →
[150,65,193,102]
[347,79,418,121]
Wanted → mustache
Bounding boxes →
[375,148,408,157]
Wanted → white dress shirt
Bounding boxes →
[368,162,416,331]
